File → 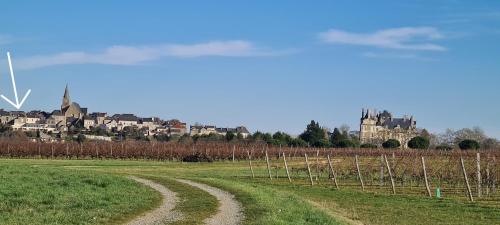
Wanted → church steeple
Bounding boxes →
[61,84,71,110]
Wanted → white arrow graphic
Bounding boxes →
[1,52,31,109]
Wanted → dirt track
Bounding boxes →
[126,176,181,225]
[176,179,244,225]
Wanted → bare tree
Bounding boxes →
[454,127,487,144]
[482,138,499,150]
[339,124,350,135]
[437,128,456,146]
[435,127,498,149]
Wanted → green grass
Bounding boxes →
[194,177,344,225]
[251,179,500,225]
[97,160,500,225]
[1,159,499,225]
[0,161,161,225]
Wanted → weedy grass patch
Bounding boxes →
[0,163,161,225]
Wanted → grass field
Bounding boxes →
[0,160,161,225]
[0,158,498,225]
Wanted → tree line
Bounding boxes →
[169,120,498,150]
[0,120,497,150]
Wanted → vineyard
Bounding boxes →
[0,140,498,202]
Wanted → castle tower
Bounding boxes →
[61,84,71,111]
[359,108,378,144]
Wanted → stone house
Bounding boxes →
[215,126,251,138]
[89,112,107,125]
[102,117,119,131]
[113,114,139,131]
[190,125,217,136]
[139,117,160,131]
[165,119,187,136]
[83,116,95,129]
[46,110,66,131]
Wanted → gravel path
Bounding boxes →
[126,176,181,225]
[176,179,244,225]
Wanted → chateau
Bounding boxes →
[359,109,417,148]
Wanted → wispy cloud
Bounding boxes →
[15,40,290,70]
[362,52,419,59]
[362,52,437,61]
[319,27,446,51]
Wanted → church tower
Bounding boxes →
[61,84,71,112]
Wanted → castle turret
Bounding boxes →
[410,115,416,127]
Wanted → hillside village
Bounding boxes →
[0,85,422,147]
[0,85,250,142]
[0,84,496,153]
[4,85,490,150]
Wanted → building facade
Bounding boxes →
[359,109,417,148]
[190,124,250,138]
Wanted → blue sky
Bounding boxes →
[0,1,499,137]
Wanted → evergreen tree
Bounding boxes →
[458,139,480,150]
[289,137,308,147]
[299,120,329,147]
[272,131,292,147]
[408,136,430,149]
[330,127,358,148]
[330,128,343,145]
[382,139,401,149]
[226,131,235,142]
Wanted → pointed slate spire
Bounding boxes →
[62,84,71,110]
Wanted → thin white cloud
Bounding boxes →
[362,52,418,59]
[362,52,437,61]
[167,41,273,57]
[319,27,446,51]
[15,40,288,70]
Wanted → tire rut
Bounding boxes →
[126,176,182,225]
[175,179,244,225]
